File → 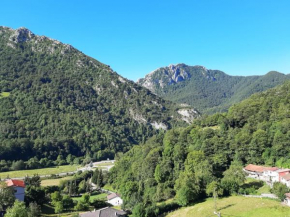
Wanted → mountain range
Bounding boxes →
[137,64,290,114]
[0,27,198,165]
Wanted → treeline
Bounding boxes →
[109,81,290,216]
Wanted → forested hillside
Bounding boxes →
[0,27,198,171]
[137,64,290,114]
[109,81,290,215]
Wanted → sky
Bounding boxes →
[1,0,290,81]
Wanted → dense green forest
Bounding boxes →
[0,27,196,171]
[137,64,290,114]
[109,81,290,215]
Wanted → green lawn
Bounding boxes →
[166,196,290,217]
[72,193,108,202]
[102,184,115,192]
[257,184,271,195]
[0,165,79,179]
[0,92,10,98]
[41,176,73,186]
[95,162,114,167]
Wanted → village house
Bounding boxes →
[243,164,290,184]
[107,193,123,206]
[263,167,279,186]
[271,169,290,183]
[79,207,127,217]
[5,179,25,201]
[281,173,290,188]
[243,164,268,180]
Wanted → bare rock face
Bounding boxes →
[137,64,192,93]
[9,27,35,43]
[177,108,199,123]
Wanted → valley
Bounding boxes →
[1,26,290,217]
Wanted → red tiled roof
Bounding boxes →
[107,193,121,200]
[5,179,25,188]
[265,167,279,171]
[277,169,290,173]
[244,164,265,173]
[282,174,290,181]
[244,164,278,173]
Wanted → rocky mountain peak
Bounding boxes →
[9,27,35,43]
[137,63,198,92]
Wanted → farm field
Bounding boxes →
[166,196,290,217]
[0,165,79,179]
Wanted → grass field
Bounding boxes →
[103,184,115,192]
[95,162,114,167]
[41,176,73,186]
[0,165,79,179]
[257,185,271,195]
[166,196,290,217]
[72,193,108,202]
[0,92,10,98]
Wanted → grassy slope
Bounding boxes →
[0,165,79,179]
[166,196,290,217]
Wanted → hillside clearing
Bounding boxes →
[166,196,290,217]
[0,92,10,98]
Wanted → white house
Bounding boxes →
[243,164,267,180]
[5,179,25,201]
[107,193,123,206]
[281,174,290,188]
[270,169,290,183]
[262,167,279,185]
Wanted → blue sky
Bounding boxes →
[1,0,290,81]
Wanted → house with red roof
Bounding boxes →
[271,169,290,183]
[281,173,290,188]
[243,164,276,180]
[263,167,279,186]
[5,179,25,201]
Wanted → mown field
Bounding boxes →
[95,161,114,167]
[41,176,73,186]
[72,193,108,202]
[166,196,290,217]
[0,165,79,179]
